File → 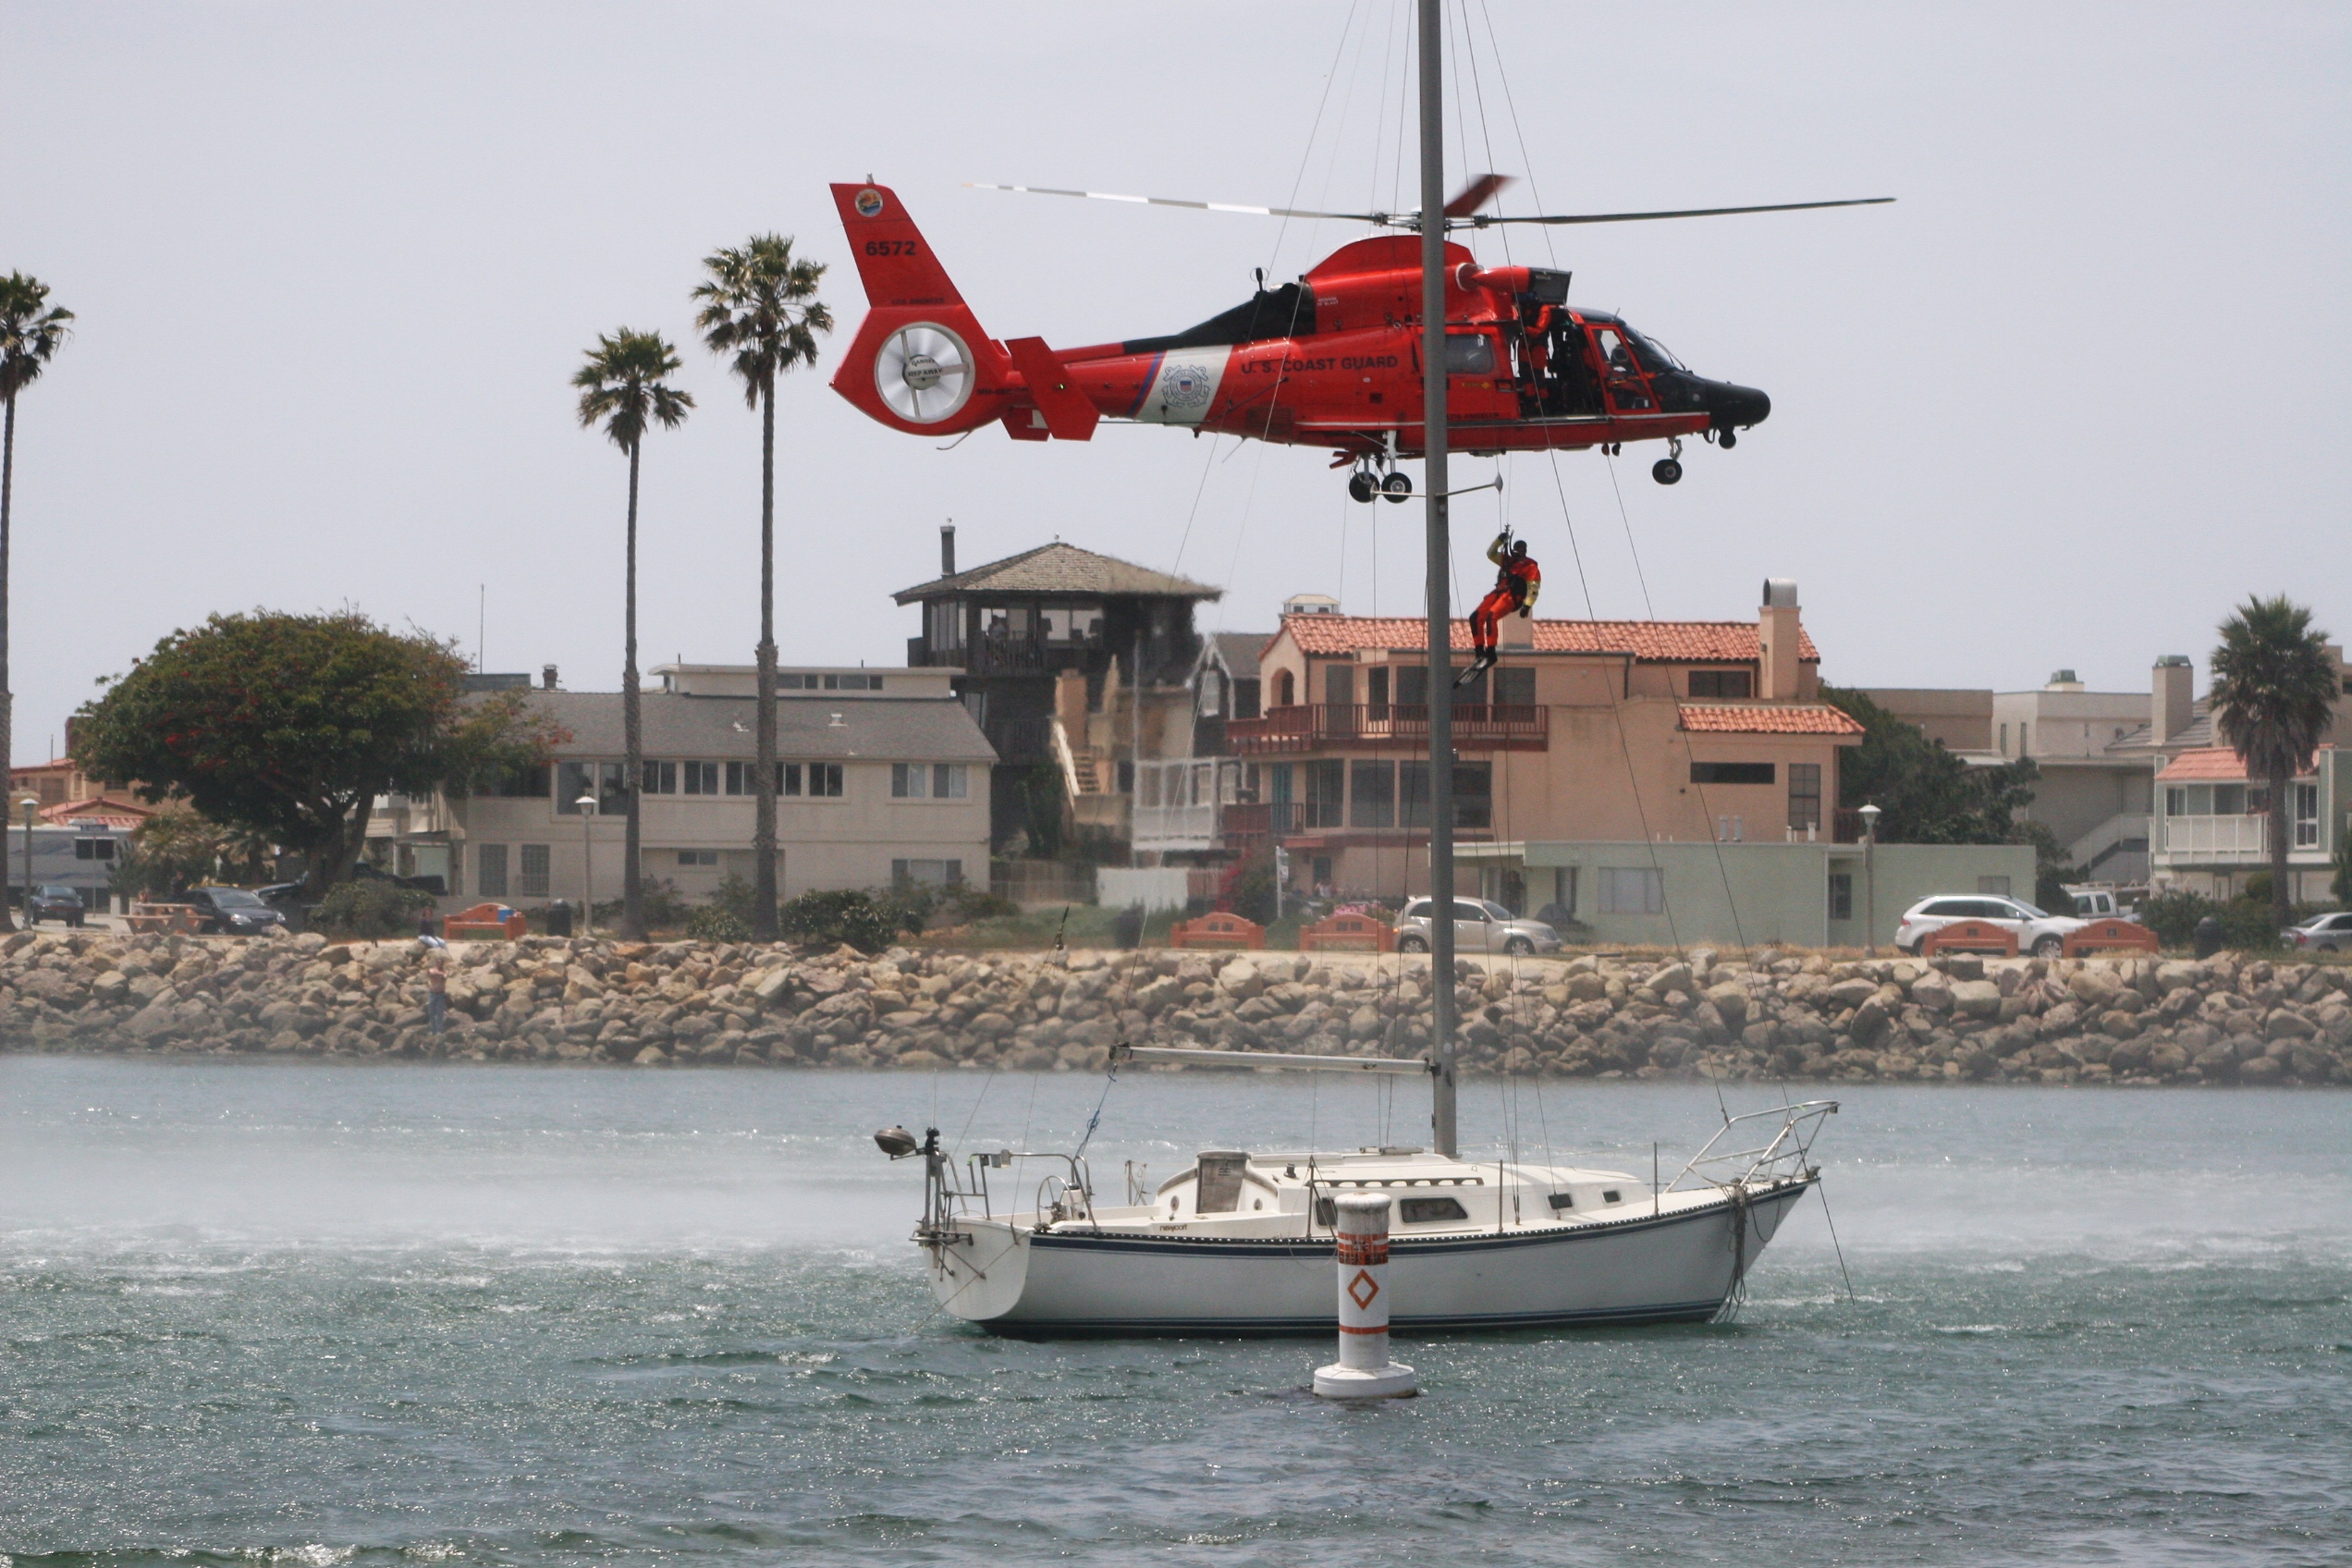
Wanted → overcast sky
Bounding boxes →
[5,2,2346,762]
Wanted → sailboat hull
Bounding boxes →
[928,1180,1810,1337]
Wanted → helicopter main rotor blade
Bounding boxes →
[968,182,1397,227]
[1470,196,1894,227]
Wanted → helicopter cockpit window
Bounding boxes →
[1627,329,1685,374]
[1591,326,1655,412]
[1445,332,1496,375]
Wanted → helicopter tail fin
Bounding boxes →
[830,182,966,308]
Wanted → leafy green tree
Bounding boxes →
[72,611,563,895]
[0,273,75,932]
[573,329,692,940]
[2208,595,2338,930]
[1819,684,2041,843]
[109,811,228,901]
[693,236,831,942]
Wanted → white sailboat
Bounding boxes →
[876,0,1843,1335]
[882,1077,1834,1336]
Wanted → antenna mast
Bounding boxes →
[1418,0,1459,1158]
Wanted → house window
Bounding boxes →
[1493,667,1536,708]
[472,763,551,798]
[1454,667,1488,707]
[1692,762,1775,785]
[1273,669,1295,707]
[1828,872,1853,921]
[2213,783,2248,816]
[1304,759,1345,828]
[1999,723,2008,753]
[2019,722,2029,755]
[682,761,719,795]
[1688,669,1752,699]
[2294,781,2320,848]
[1350,761,1395,827]
[1399,762,1492,829]
[1395,666,1428,707]
[892,763,965,799]
[728,761,797,795]
[74,839,117,862]
[477,843,508,898]
[677,849,719,867]
[1324,664,1355,706]
[556,761,627,815]
[805,763,843,797]
[641,760,677,795]
[518,843,550,898]
[1788,763,1822,830]
[823,673,882,691]
[926,600,965,652]
[1598,866,1666,915]
[891,858,965,888]
[1233,679,1260,720]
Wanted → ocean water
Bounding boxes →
[2,1057,2346,1566]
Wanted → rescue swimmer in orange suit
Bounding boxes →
[1460,529,1540,686]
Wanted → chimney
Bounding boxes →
[940,523,956,578]
[2153,655,2192,742]
[541,664,558,691]
[1758,579,1801,701]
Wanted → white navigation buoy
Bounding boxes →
[1313,1192,1418,1399]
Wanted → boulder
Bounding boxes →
[1950,979,2003,1020]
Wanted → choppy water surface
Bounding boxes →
[3,1059,2346,1566]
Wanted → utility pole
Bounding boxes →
[1419,0,1459,1158]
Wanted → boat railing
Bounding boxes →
[952,1149,1098,1228]
[1664,1100,1838,1194]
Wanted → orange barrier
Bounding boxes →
[1919,919,2019,957]
[2062,918,2159,957]
[127,901,202,936]
[443,902,528,941]
[1170,912,1267,950]
[1299,911,1396,954]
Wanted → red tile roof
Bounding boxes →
[1279,614,1818,663]
[40,795,155,827]
[2156,746,2319,782]
[1680,704,1865,736]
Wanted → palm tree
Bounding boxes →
[2209,594,2339,932]
[692,237,831,941]
[573,329,692,939]
[0,274,75,936]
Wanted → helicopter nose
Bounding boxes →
[1703,380,1770,431]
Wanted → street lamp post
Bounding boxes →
[1858,802,1882,956]
[575,793,599,937]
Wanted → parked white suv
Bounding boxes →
[1396,898,1563,956]
[1895,894,2086,958]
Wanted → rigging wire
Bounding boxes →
[1602,449,1750,952]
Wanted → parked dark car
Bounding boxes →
[186,886,288,936]
[27,885,87,927]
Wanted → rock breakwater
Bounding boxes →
[2,928,2347,1086]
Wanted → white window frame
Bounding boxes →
[1597,866,1665,915]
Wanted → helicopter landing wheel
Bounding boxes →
[1381,472,1414,503]
[1348,471,1378,504]
[1719,427,1737,449]
[1652,458,1683,485]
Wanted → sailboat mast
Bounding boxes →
[1417,0,1459,1159]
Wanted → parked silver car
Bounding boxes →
[1395,898,1563,956]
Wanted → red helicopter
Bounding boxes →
[827,178,1888,496]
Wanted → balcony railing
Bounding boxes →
[1226,703,1548,754]
[2160,813,2268,861]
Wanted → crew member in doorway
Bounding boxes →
[1460,529,1540,686]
